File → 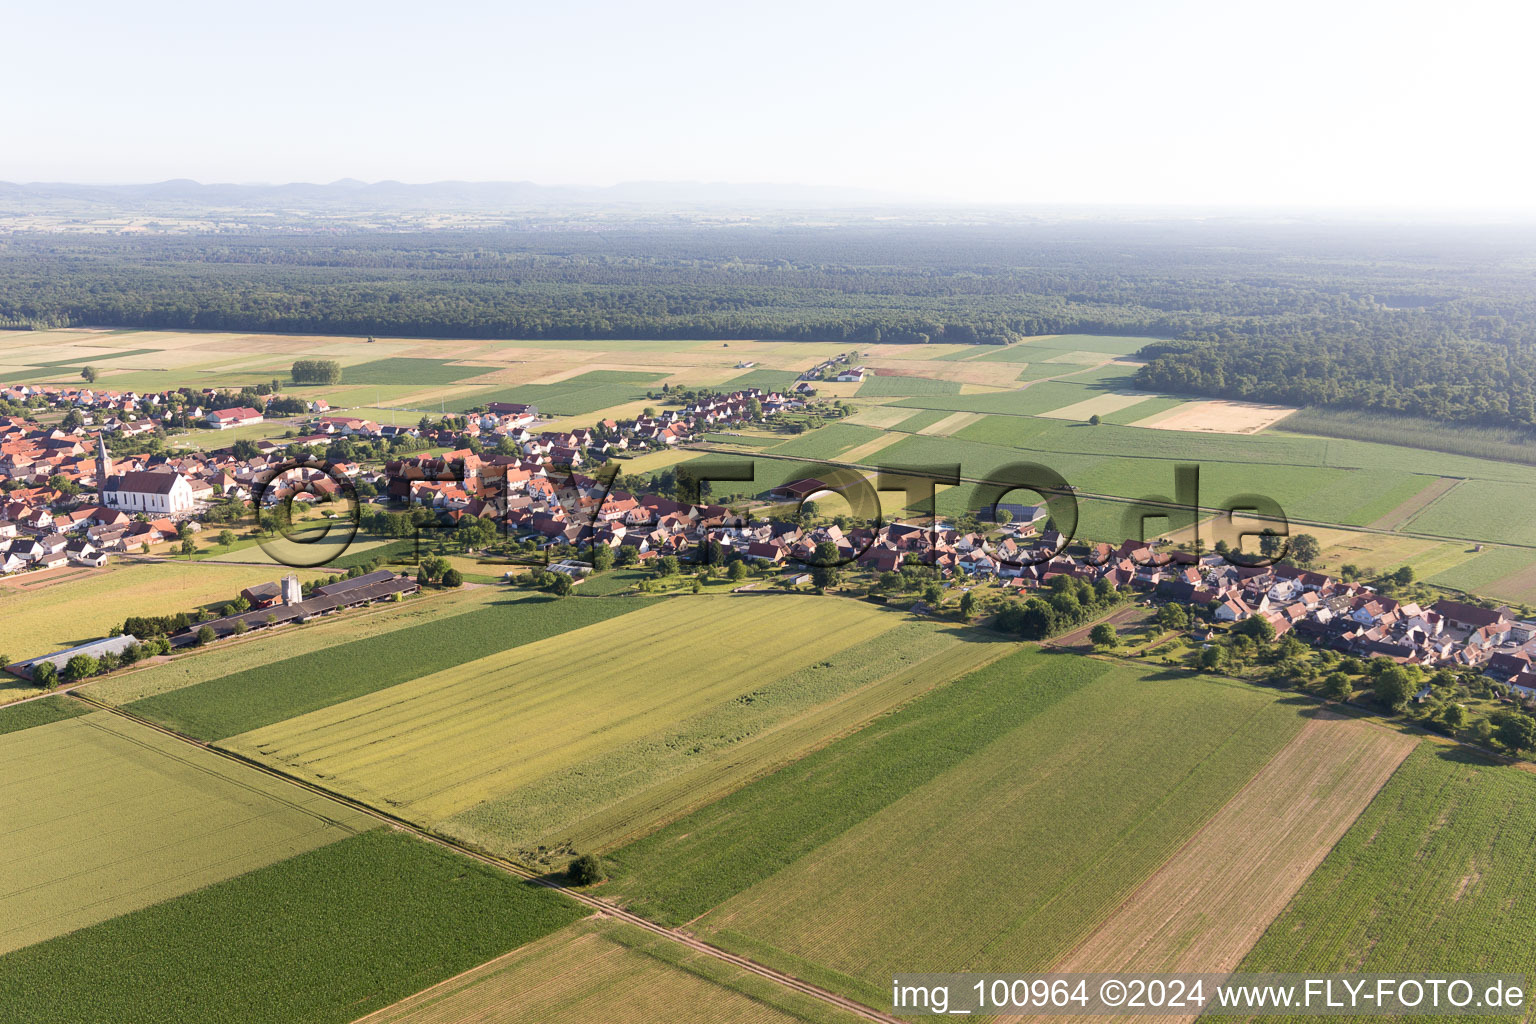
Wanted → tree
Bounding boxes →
[81,366,98,384]
[1289,533,1321,565]
[196,625,216,647]
[291,359,342,385]
[548,572,574,597]
[810,541,842,591]
[590,543,614,571]
[441,567,464,588]
[655,555,680,577]
[995,508,1013,526]
[1440,702,1466,730]
[1322,672,1353,701]
[728,560,748,582]
[568,853,605,886]
[63,654,99,682]
[1393,565,1415,586]
[179,537,197,558]
[959,591,977,619]
[1089,623,1118,649]
[232,619,249,635]
[33,661,59,690]
[616,545,639,567]
[1372,665,1415,710]
[1155,603,1189,630]
[218,529,237,550]
[1198,646,1223,671]
[923,582,945,607]
[1088,413,1102,426]
[1235,615,1276,643]
[1494,711,1536,753]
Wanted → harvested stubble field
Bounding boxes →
[1231,744,1536,1009]
[1052,712,1416,984]
[358,916,865,1024]
[688,662,1307,1007]
[124,593,652,741]
[0,711,375,955]
[225,596,905,826]
[0,829,586,1024]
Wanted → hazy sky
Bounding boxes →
[6,0,1531,208]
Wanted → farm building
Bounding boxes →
[170,571,419,647]
[5,635,142,681]
[206,407,264,429]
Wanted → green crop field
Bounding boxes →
[607,652,1307,1012]
[443,620,1013,863]
[1235,745,1536,983]
[336,357,494,386]
[767,422,887,460]
[854,375,962,397]
[443,370,670,415]
[728,368,802,389]
[0,829,585,1024]
[226,596,905,828]
[0,696,89,735]
[1404,479,1536,546]
[690,662,1307,1005]
[124,594,653,741]
[0,711,375,955]
[1426,545,1536,594]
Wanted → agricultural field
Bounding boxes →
[0,829,585,1024]
[334,357,497,386]
[122,593,653,740]
[1236,744,1536,981]
[969,334,1167,362]
[0,559,330,662]
[224,596,908,837]
[358,917,864,1024]
[80,584,500,705]
[854,374,963,397]
[445,619,1014,864]
[442,370,670,415]
[605,651,1355,1009]
[1053,712,1415,975]
[767,422,887,460]
[0,695,88,736]
[0,710,375,955]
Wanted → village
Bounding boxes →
[4,372,1536,714]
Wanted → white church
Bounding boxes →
[96,438,195,516]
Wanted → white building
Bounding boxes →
[102,470,196,515]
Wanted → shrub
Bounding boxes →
[568,853,605,886]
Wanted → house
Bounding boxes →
[240,580,285,609]
[1431,599,1510,633]
[207,407,265,430]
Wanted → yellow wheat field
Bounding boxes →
[226,596,902,823]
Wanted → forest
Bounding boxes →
[3,222,1536,427]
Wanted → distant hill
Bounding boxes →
[0,178,896,211]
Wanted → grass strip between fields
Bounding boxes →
[0,830,586,1024]
[123,595,654,741]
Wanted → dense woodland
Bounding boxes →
[3,223,1536,427]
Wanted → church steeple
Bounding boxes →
[96,435,112,504]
